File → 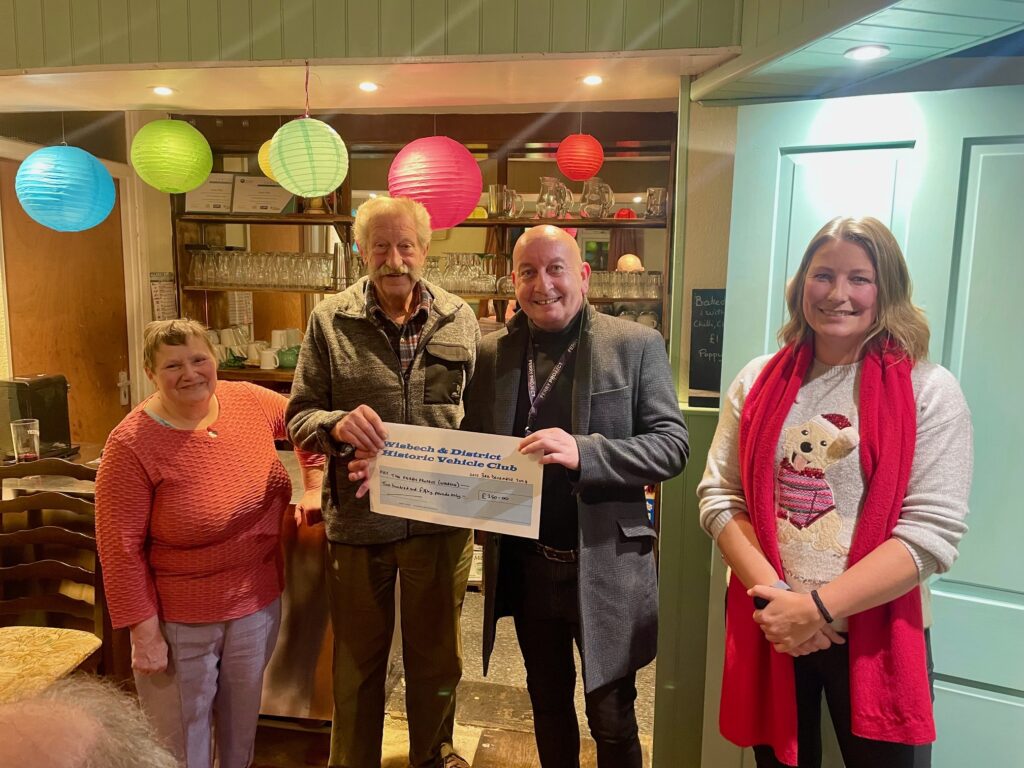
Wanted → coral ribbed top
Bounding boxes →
[95,381,322,628]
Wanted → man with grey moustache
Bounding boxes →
[287,196,479,768]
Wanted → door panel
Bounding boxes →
[707,85,1024,768]
[768,146,912,331]
[0,158,130,444]
[943,141,1024,594]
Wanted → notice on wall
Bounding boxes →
[688,288,725,407]
[231,176,294,214]
[150,272,178,321]
[184,172,235,212]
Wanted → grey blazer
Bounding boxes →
[462,304,689,692]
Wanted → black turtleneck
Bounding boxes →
[512,309,584,549]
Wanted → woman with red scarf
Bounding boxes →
[698,217,972,767]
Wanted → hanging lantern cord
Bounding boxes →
[304,60,310,118]
[60,113,67,146]
[579,111,583,135]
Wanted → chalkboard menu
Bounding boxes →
[688,289,725,406]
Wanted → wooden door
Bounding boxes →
[0,158,130,445]
[704,84,1024,768]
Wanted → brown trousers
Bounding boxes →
[325,528,473,768]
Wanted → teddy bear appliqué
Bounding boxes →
[776,412,859,554]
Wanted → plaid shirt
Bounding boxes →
[366,281,433,377]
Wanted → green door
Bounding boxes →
[704,84,1024,768]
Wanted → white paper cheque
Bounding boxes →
[368,422,542,538]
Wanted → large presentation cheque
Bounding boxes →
[368,422,542,538]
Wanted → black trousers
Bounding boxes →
[503,541,644,768]
[753,630,934,768]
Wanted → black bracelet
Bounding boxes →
[810,589,834,624]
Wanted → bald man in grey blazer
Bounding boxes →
[462,226,689,768]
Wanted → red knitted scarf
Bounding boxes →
[721,340,934,766]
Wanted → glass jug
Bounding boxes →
[579,177,614,218]
[536,176,573,218]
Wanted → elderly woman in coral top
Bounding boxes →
[96,319,323,768]
[698,218,973,768]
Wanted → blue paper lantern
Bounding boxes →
[15,146,116,232]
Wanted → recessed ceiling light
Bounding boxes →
[582,74,603,86]
[152,86,175,96]
[359,81,379,92]
[843,44,890,62]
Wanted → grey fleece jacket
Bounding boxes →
[286,277,480,545]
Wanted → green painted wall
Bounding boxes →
[655,406,718,768]
[0,0,739,70]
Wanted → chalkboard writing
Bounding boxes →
[689,289,725,401]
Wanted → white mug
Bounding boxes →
[212,344,228,362]
[219,327,240,346]
[285,328,302,347]
[205,329,220,345]
[259,349,280,370]
[270,329,289,349]
[246,343,262,365]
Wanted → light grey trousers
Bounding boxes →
[134,598,282,768]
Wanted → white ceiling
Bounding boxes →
[0,50,738,114]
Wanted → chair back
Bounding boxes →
[0,459,110,671]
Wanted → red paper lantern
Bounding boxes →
[556,133,604,181]
[387,137,483,229]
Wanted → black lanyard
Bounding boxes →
[525,338,578,435]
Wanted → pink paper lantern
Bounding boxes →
[388,137,483,229]
[556,133,604,181]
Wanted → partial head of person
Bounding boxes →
[0,674,179,768]
[615,253,644,273]
[143,318,218,408]
[512,225,592,333]
[353,196,432,309]
[780,216,929,365]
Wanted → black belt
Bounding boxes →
[531,541,578,563]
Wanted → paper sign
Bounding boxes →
[368,422,542,538]
[231,175,294,214]
[184,172,235,212]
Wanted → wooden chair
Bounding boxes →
[0,458,118,702]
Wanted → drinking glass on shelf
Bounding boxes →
[644,187,667,218]
[250,252,267,287]
[227,251,242,285]
[488,184,508,218]
[646,271,663,299]
[271,253,289,287]
[10,418,40,462]
[424,257,443,286]
[316,256,333,290]
[188,252,206,286]
[203,252,218,285]
[504,189,525,217]
[214,251,231,286]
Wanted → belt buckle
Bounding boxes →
[535,542,577,563]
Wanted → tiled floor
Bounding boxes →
[253,589,656,766]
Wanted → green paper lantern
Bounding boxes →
[130,119,213,194]
[269,118,349,198]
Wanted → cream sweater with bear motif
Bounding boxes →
[698,356,973,629]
